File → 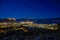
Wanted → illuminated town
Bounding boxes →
[0,18,59,33]
[0,18,60,40]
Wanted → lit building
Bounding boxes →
[20,21,34,24]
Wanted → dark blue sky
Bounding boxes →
[0,0,60,19]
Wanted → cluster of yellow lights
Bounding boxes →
[0,21,57,32]
[20,21,33,24]
[0,18,59,33]
[7,18,16,21]
[0,19,58,33]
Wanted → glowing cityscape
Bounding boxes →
[0,18,59,33]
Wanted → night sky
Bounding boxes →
[0,0,60,19]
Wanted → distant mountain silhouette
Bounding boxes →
[16,18,60,24]
[0,18,60,24]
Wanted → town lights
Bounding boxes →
[7,18,16,21]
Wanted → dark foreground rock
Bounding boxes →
[0,29,60,40]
